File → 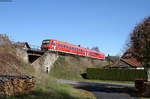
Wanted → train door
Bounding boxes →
[51,41,56,50]
[85,50,88,56]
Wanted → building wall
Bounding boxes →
[31,52,59,73]
[16,48,28,63]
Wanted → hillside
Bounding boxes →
[0,37,34,75]
[0,34,95,99]
[50,55,108,80]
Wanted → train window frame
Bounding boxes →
[66,45,68,49]
[65,45,68,49]
[73,47,75,50]
[42,40,50,44]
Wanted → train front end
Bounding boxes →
[41,40,51,51]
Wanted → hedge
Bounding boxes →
[87,68,147,81]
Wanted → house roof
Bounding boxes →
[120,58,142,67]
[14,42,30,49]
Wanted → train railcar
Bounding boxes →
[86,49,105,59]
[41,39,105,60]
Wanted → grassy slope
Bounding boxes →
[50,55,135,85]
[0,43,34,75]
[0,39,95,99]
[6,75,95,99]
[50,55,108,80]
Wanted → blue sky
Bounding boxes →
[0,0,150,55]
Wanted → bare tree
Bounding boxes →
[0,34,11,44]
[129,16,150,81]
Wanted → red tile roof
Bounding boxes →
[120,58,142,67]
[14,42,26,47]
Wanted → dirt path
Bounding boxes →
[57,79,141,99]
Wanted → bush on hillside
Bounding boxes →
[87,68,147,81]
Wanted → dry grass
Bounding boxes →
[0,34,96,99]
[50,55,107,80]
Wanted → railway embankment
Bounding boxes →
[0,34,96,99]
[50,55,108,80]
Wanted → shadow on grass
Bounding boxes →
[80,73,87,79]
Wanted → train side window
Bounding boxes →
[51,41,56,45]
[60,44,63,47]
[59,44,61,47]
[65,45,67,48]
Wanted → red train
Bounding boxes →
[41,39,105,60]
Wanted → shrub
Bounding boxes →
[87,68,147,81]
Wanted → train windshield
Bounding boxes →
[42,40,50,46]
